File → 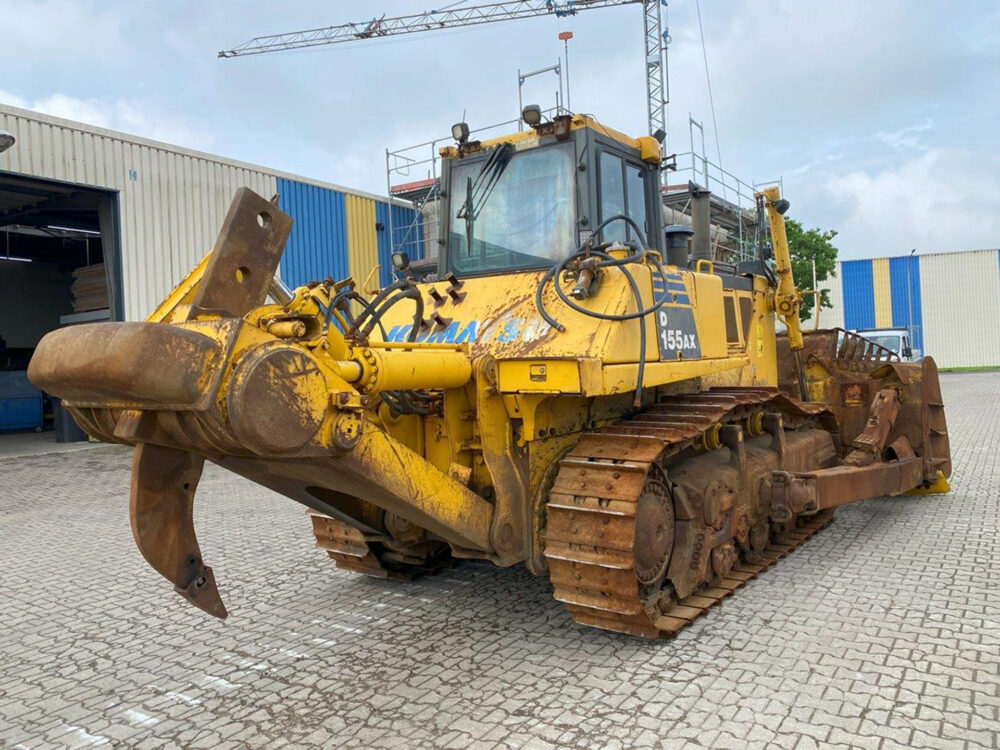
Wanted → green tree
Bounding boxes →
[785,219,839,322]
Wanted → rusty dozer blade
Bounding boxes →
[130,443,227,618]
[778,329,952,490]
[772,337,952,518]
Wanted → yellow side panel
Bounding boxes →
[691,272,727,358]
[345,195,378,285]
[497,360,583,394]
[872,257,892,328]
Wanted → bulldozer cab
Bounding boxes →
[438,114,664,278]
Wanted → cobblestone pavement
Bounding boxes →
[1,372,998,750]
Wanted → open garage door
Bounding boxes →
[0,171,122,438]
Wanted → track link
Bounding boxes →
[307,510,454,580]
[544,387,835,638]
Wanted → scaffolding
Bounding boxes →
[659,116,774,263]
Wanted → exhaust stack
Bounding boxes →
[690,183,712,263]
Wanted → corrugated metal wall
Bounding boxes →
[888,255,922,351]
[1,103,419,321]
[841,260,875,330]
[920,249,1000,368]
[276,177,348,288]
[375,202,423,287]
[839,255,926,350]
[817,270,844,330]
[276,180,421,291]
[0,104,277,321]
[345,195,379,291]
[871,258,892,328]
[830,250,999,367]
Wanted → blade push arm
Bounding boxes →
[758,186,804,351]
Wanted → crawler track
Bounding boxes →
[307,510,455,580]
[544,387,835,638]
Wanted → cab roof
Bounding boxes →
[439,114,645,159]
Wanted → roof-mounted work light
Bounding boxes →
[451,122,470,144]
[521,104,542,127]
[391,251,411,271]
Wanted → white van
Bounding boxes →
[853,328,916,360]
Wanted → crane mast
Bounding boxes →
[219,0,669,139]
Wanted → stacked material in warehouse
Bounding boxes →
[71,264,108,312]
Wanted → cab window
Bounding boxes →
[448,143,577,275]
[599,152,647,244]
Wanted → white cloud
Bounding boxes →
[876,119,934,151]
[0,0,997,237]
[0,90,215,152]
[787,154,843,178]
[820,147,1000,258]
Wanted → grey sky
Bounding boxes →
[2,0,998,259]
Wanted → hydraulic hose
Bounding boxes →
[358,287,424,342]
[535,214,670,408]
[347,277,410,337]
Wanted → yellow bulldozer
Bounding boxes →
[29,112,951,638]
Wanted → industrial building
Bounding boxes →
[0,102,418,432]
[817,249,1000,369]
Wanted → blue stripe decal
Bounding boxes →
[653,292,691,306]
[652,283,687,292]
[654,271,690,306]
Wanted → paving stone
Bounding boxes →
[0,373,997,748]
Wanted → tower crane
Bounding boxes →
[219,0,670,139]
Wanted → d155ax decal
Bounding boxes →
[656,307,701,360]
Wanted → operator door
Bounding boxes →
[597,150,650,245]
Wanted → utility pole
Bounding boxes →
[812,259,820,330]
[906,248,916,354]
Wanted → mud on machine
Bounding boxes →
[29,112,951,638]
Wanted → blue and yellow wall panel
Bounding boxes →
[274,176,422,290]
[838,255,924,351]
[276,177,348,288]
[888,255,923,350]
[871,258,892,328]
[841,260,875,330]
[375,202,423,288]
[345,194,379,292]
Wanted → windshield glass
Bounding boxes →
[447,143,576,274]
[866,334,902,352]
